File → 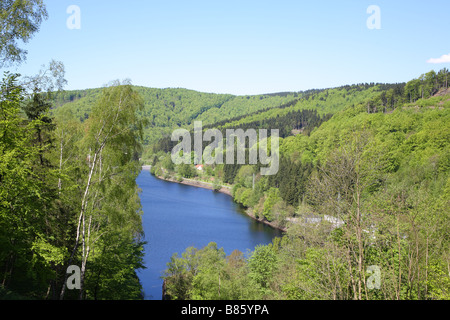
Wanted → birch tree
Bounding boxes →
[60,81,145,299]
[0,0,48,67]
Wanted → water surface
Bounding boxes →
[136,170,281,300]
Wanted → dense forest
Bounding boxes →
[1,74,147,299]
[52,86,302,151]
[1,1,148,299]
[153,70,450,300]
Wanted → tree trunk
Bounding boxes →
[425,236,429,297]
[58,129,64,193]
[60,150,98,300]
[396,216,401,300]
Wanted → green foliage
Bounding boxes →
[212,179,222,192]
[84,233,146,300]
[427,260,450,300]
[234,186,254,208]
[163,243,261,300]
[163,246,199,300]
[53,87,301,148]
[262,188,280,222]
[189,243,227,300]
[0,0,48,67]
[0,75,146,299]
[162,71,450,300]
[235,165,254,188]
[0,72,58,297]
[177,163,196,178]
[247,244,277,294]
[161,154,175,172]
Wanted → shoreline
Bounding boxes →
[141,165,232,196]
[141,165,286,232]
[244,208,288,233]
[160,176,233,197]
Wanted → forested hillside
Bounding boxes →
[155,70,450,300]
[52,87,302,150]
[148,83,394,156]
[2,0,448,303]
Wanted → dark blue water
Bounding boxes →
[136,170,281,300]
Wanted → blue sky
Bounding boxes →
[6,0,450,95]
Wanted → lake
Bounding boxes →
[136,170,282,300]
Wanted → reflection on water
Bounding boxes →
[136,170,281,300]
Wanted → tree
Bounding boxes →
[307,131,387,300]
[404,79,420,103]
[189,243,228,300]
[0,72,57,295]
[178,163,195,179]
[163,247,198,300]
[60,81,146,299]
[0,0,48,67]
[438,68,449,89]
[247,244,277,296]
[424,70,438,98]
[262,188,280,222]
[224,249,258,299]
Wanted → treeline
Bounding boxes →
[201,97,304,130]
[1,73,146,300]
[53,87,302,149]
[52,89,92,106]
[217,109,333,138]
[366,68,449,114]
[202,83,392,131]
[53,78,404,156]
[211,83,394,138]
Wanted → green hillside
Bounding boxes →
[149,83,401,158]
[51,87,301,148]
[51,82,406,160]
[156,71,450,300]
[3,0,449,302]
[36,68,450,301]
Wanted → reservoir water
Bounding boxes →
[136,170,282,300]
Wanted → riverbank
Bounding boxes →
[244,208,288,233]
[136,170,280,300]
[160,176,233,197]
[141,165,232,196]
[142,166,287,232]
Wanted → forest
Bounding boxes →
[52,86,302,151]
[1,2,148,299]
[153,70,450,300]
[0,74,147,299]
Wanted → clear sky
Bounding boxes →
[6,0,450,95]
